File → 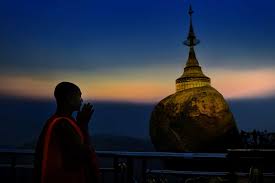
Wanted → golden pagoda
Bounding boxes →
[149,5,241,153]
[176,6,210,92]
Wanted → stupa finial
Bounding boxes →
[184,4,200,47]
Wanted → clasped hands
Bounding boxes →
[76,103,94,127]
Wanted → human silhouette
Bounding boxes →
[252,129,258,147]
[33,82,100,183]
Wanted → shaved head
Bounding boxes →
[54,82,80,101]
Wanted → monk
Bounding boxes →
[33,82,101,183]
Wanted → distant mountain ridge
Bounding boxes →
[0,96,275,148]
[12,134,154,152]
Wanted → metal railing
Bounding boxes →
[0,149,275,183]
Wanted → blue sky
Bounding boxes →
[0,0,275,102]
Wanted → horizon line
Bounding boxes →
[1,93,275,104]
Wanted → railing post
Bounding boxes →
[127,157,134,183]
[226,152,238,183]
[113,156,119,183]
[249,166,263,183]
[11,153,16,183]
[141,159,147,183]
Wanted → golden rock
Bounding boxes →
[150,86,241,152]
[149,5,241,152]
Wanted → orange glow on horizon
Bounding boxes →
[209,68,275,99]
[1,67,275,102]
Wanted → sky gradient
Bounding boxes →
[0,0,275,103]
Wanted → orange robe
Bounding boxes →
[33,115,100,183]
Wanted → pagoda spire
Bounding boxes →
[184,5,200,47]
[184,5,200,67]
[175,5,210,92]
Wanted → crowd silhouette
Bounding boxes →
[240,130,275,149]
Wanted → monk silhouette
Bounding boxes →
[33,82,101,183]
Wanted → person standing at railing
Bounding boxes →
[33,82,101,183]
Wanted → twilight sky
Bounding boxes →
[0,0,275,103]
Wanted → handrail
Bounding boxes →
[1,148,275,158]
[0,149,227,158]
